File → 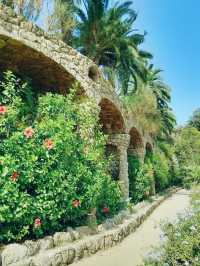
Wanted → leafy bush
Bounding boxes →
[132,160,154,203]
[128,154,140,201]
[175,127,200,188]
[179,164,200,189]
[0,71,121,243]
[144,187,200,266]
[152,151,170,192]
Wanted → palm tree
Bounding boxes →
[47,0,77,43]
[73,0,152,93]
[146,65,176,136]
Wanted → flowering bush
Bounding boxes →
[144,187,200,266]
[0,71,121,243]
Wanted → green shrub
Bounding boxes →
[131,161,154,203]
[179,164,200,189]
[175,126,200,188]
[152,151,170,192]
[128,154,140,200]
[0,71,121,243]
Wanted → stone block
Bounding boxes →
[75,226,93,237]
[24,240,40,256]
[39,236,54,251]
[53,232,73,247]
[67,227,80,241]
[2,244,28,266]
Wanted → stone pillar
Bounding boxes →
[128,147,145,164]
[108,134,130,200]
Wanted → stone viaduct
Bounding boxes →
[0,5,153,199]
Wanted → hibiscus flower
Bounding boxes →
[102,207,109,214]
[11,171,18,182]
[0,105,6,115]
[72,199,80,208]
[43,139,54,150]
[34,218,41,228]
[24,127,34,138]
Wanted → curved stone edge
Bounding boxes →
[1,187,180,266]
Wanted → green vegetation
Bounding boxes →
[175,126,200,188]
[128,143,179,204]
[0,71,122,243]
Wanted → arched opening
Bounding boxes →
[105,144,120,181]
[145,142,153,163]
[0,35,77,94]
[99,98,125,134]
[128,127,144,200]
[99,98,125,181]
[128,127,144,153]
[88,65,99,82]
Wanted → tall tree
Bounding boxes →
[73,0,152,93]
[146,65,176,137]
[47,0,76,43]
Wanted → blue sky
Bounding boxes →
[133,0,200,125]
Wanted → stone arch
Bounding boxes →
[146,142,153,153]
[128,127,144,154]
[0,36,76,94]
[145,142,153,162]
[99,98,125,134]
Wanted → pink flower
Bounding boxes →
[0,105,6,115]
[72,199,80,208]
[43,139,54,150]
[24,127,34,138]
[11,171,18,182]
[34,218,41,228]
[102,207,109,214]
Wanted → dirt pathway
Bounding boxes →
[72,189,190,266]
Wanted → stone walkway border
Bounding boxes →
[1,188,180,266]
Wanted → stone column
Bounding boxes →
[128,147,145,164]
[108,134,130,200]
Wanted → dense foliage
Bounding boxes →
[0,71,122,243]
[175,126,200,188]
[128,146,179,204]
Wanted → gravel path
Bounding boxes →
[72,189,190,266]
